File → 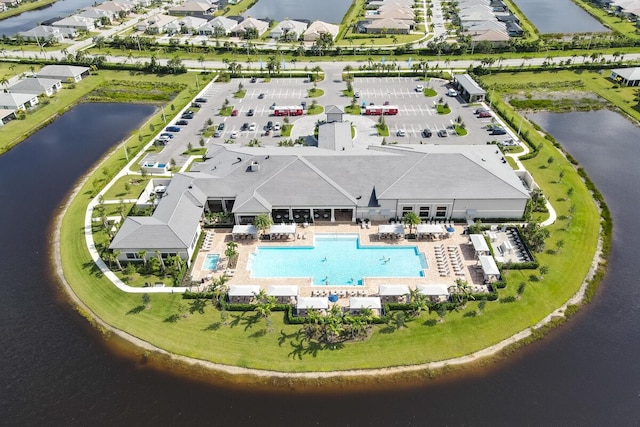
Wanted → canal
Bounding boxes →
[0,0,104,36]
[511,0,609,34]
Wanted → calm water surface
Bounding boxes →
[244,0,350,24]
[511,0,609,34]
[2,107,640,425]
[0,0,103,36]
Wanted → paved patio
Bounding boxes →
[191,222,490,298]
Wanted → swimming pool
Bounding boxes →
[248,234,427,285]
[202,253,220,270]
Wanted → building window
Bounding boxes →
[419,206,430,218]
[435,206,447,218]
[402,206,413,216]
[126,253,138,259]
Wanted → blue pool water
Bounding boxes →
[248,234,427,285]
[202,253,220,270]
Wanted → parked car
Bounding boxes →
[195,97,207,103]
[273,122,281,131]
[354,92,360,98]
[249,122,257,131]
[396,129,406,137]
[491,128,507,135]
[176,120,188,126]
[241,123,249,131]
[218,122,225,131]
[270,102,276,110]
[165,126,181,132]
[478,111,492,118]
[474,107,488,114]
[437,129,448,137]
[181,113,194,119]
[160,133,174,139]
[501,138,518,146]
[422,128,433,138]
[447,88,458,97]
[415,85,424,92]
[266,120,273,130]
[250,77,257,83]
[214,130,222,137]
[247,108,255,116]
[230,131,239,139]
[191,102,202,108]
[231,109,239,116]
[384,101,390,105]
[258,93,265,99]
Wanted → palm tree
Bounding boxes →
[403,211,421,237]
[138,250,147,266]
[409,288,429,318]
[0,76,9,89]
[253,213,273,239]
[111,250,122,270]
[155,250,165,271]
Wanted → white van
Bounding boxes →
[447,88,458,97]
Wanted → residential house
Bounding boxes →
[466,28,510,44]
[269,19,307,40]
[231,17,269,37]
[36,65,90,83]
[137,14,178,34]
[17,26,69,43]
[364,17,412,34]
[168,1,216,16]
[78,7,116,22]
[7,77,62,97]
[0,92,39,110]
[95,0,134,14]
[52,16,96,31]
[198,15,236,35]
[303,20,339,42]
[166,16,208,35]
[0,109,16,127]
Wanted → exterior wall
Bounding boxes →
[451,198,527,219]
[116,248,190,263]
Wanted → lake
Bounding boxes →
[511,0,609,34]
[2,106,640,424]
[243,0,350,24]
[0,0,104,36]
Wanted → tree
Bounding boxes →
[517,282,526,300]
[521,222,550,252]
[408,287,429,318]
[253,213,273,238]
[138,250,147,266]
[155,250,165,271]
[403,211,421,236]
[225,241,238,267]
[141,293,151,309]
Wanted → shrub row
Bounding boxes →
[500,261,540,270]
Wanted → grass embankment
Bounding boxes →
[573,0,640,40]
[0,67,203,155]
[60,71,600,373]
[0,0,57,20]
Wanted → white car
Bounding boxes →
[230,131,239,139]
[273,122,281,131]
[248,123,257,131]
[447,88,458,97]
[396,129,406,137]
[415,85,424,92]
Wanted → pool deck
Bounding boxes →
[192,223,490,297]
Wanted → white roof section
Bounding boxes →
[296,297,329,309]
[202,16,236,32]
[304,21,339,39]
[378,224,405,234]
[349,297,382,309]
[266,285,299,296]
[269,223,296,234]
[270,19,307,37]
[479,255,500,275]
[8,77,60,93]
[233,17,269,35]
[228,285,261,296]
[470,234,490,253]
[36,65,89,79]
[168,1,215,14]
[416,284,450,296]
[611,67,640,81]
[0,92,37,108]
[378,284,410,296]
[417,224,445,234]
[454,74,488,97]
[232,224,258,235]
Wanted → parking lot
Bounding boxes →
[141,74,518,168]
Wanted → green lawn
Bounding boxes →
[308,88,324,98]
[423,88,437,97]
[57,70,603,373]
[307,105,323,115]
[220,105,234,116]
[101,175,150,200]
[345,105,361,115]
[436,104,451,114]
[281,124,292,137]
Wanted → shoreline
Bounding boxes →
[51,140,606,385]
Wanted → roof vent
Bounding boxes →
[250,161,260,172]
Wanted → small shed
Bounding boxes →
[416,284,450,302]
[296,297,329,316]
[232,224,258,240]
[227,285,260,303]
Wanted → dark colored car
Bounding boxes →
[437,129,448,137]
[266,120,273,130]
[491,128,507,135]
[247,108,254,116]
[258,93,265,99]
[231,109,239,116]
[422,129,433,138]
[384,101,390,105]
[250,77,257,83]
[191,102,202,108]
[477,111,492,118]
[195,97,207,103]
[474,107,488,114]
[165,126,181,132]
[176,120,189,126]
[181,113,194,119]
[241,123,249,131]
[218,122,225,131]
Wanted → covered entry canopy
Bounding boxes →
[296,297,329,310]
[269,223,296,236]
[470,234,490,255]
[478,255,500,280]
